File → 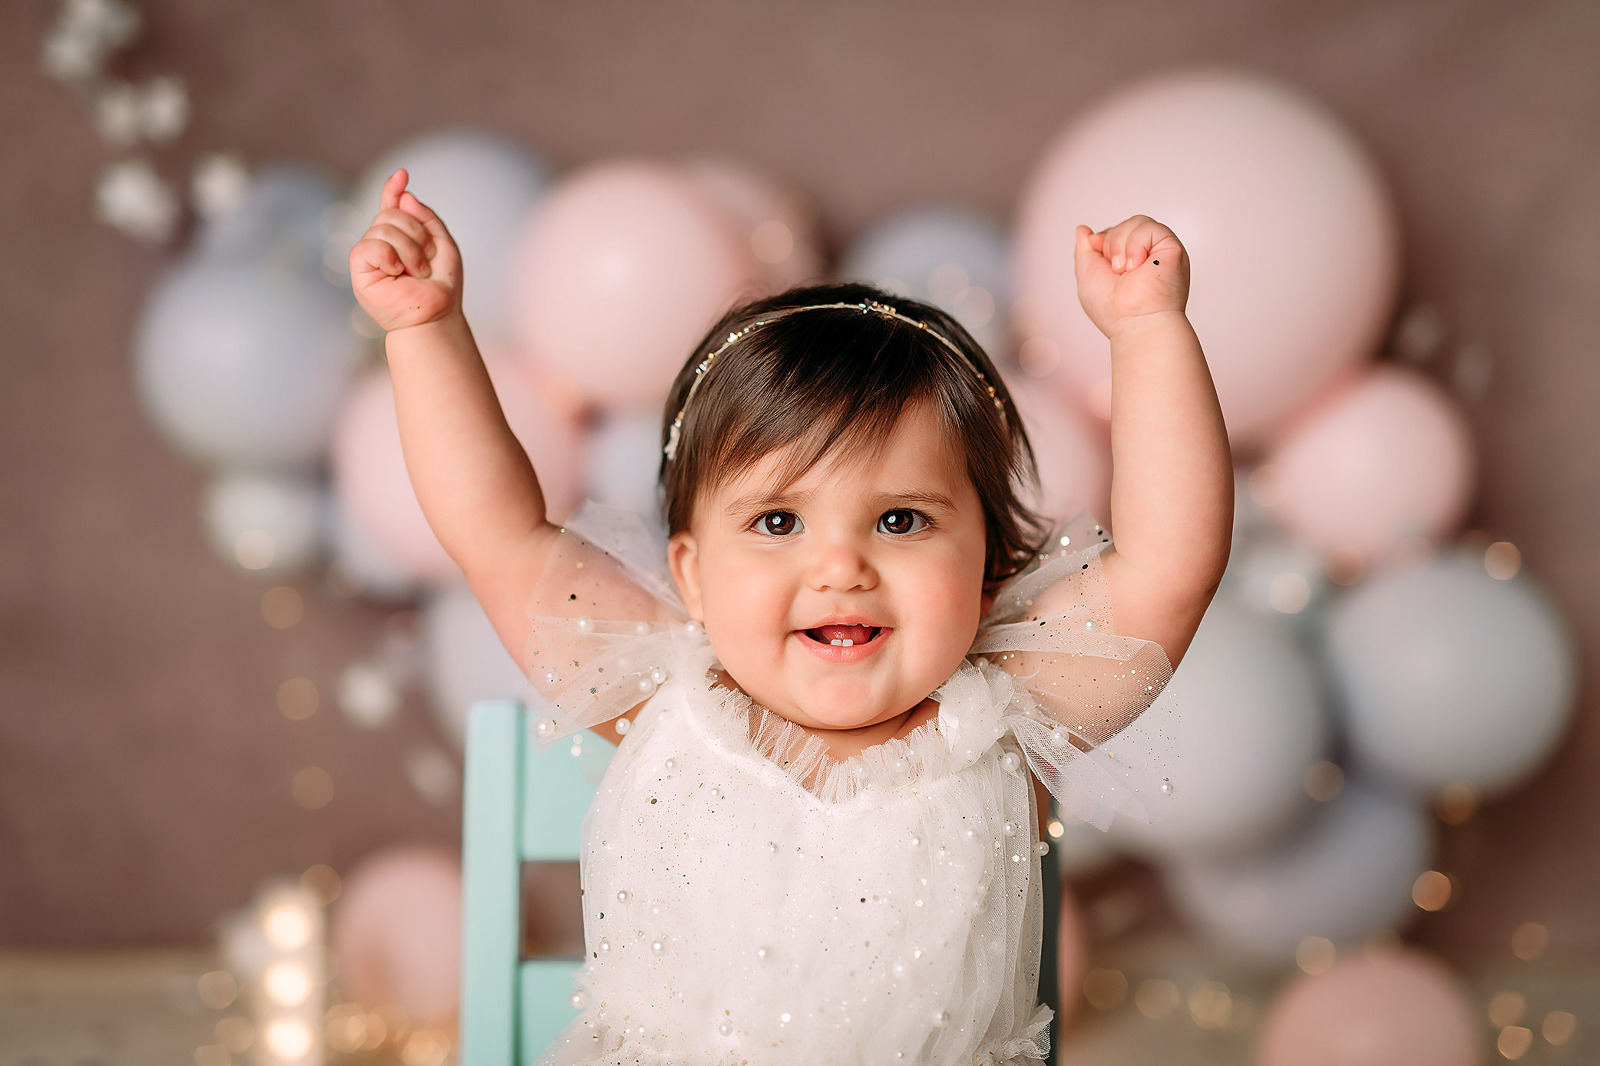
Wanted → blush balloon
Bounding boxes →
[1262,366,1474,566]
[1256,951,1480,1066]
[422,582,530,748]
[683,158,824,295]
[332,354,583,583]
[510,161,763,412]
[1005,373,1110,524]
[1014,72,1399,449]
[332,846,462,1026]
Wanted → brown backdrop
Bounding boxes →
[1,0,1596,954]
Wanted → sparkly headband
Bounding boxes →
[663,299,1006,461]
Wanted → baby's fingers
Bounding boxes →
[1120,217,1175,273]
[350,235,407,280]
[398,190,457,255]
[378,169,408,212]
[372,206,433,252]
[361,223,431,278]
[1075,224,1113,284]
[1096,215,1144,273]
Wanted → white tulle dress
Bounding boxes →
[521,506,1175,1066]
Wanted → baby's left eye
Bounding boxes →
[878,509,928,535]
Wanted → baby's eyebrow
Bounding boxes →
[877,490,959,512]
[723,487,813,518]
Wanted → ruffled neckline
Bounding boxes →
[668,651,1018,808]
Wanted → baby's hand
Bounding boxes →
[1073,215,1190,340]
[349,169,463,333]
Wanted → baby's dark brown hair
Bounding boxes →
[659,283,1050,588]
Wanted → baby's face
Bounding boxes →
[668,402,989,733]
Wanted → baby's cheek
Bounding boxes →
[907,572,985,669]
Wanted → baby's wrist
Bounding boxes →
[384,309,473,352]
[1105,308,1191,346]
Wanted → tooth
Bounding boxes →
[841,639,854,647]
[831,639,843,646]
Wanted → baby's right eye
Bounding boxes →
[754,511,803,537]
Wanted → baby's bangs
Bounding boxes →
[691,317,959,508]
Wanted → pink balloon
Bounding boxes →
[331,846,462,1026]
[1263,365,1474,565]
[1055,884,1089,1028]
[510,161,763,412]
[683,158,824,295]
[1256,951,1480,1066]
[1013,72,1400,450]
[332,354,584,583]
[1006,373,1111,525]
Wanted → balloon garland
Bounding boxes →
[42,4,1583,1059]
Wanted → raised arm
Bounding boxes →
[349,170,560,648]
[1072,216,1233,668]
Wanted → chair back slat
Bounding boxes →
[463,699,616,1065]
[461,700,525,1065]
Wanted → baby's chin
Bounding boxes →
[741,677,933,734]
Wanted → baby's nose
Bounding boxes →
[807,539,878,592]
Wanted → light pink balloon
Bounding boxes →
[332,354,584,582]
[510,160,763,412]
[1256,951,1481,1066]
[331,846,462,1026]
[1006,373,1111,526]
[683,158,825,295]
[1055,883,1089,1028]
[1263,365,1474,565]
[1013,71,1400,450]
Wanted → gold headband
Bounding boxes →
[663,299,1005,461]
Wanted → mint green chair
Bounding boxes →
[461,699,615,1066]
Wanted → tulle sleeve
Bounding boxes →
[522,504,712,746]
[974,511,1177,829]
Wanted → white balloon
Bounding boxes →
[1324,554,1577,796]
[1114,598,1329,857]
[135,256,366,469]
[1221,532,1331,624]
[194,162,340,274]
[422,584,530,748]
[353,129,550,341]
[840,207,1011,353]
[201,471,324,577]
[584,411,665,519]
[326,497,419,602]
[1166,782,1431,962]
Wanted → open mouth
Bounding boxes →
[803,624,882,648]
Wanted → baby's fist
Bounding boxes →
[349,170,463,333]
[1073,215,1189,340]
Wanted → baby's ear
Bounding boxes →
[667,532,705,620]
